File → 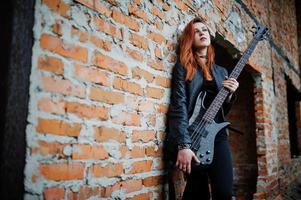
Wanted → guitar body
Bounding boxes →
[164,91,230,167]
[188,91,230,166]
[190,120,230,165]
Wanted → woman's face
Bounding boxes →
[192,22,211,49]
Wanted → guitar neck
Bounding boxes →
[202,37,260,122]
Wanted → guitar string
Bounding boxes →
[189,88,228,145]
[191,89,229,149]
[188,38,258,151]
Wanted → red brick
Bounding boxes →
[113,77,143,96]
[132,0,141,5]
[150,6,165,20]
[32,140,66,157]
[112,112,142,126]
[128,160,153,174]
[72,144,109,160]
[129,32,149,50]
[174,0,188,11]
[103,183,121,197]
[154,47,163,59]
[90,87,124,104]
[127,192,152,200]
[92,51,128,75]
[74,0,111,17]
[155,20,163,30]
[65,101,109,120]
[145,145,163,157]
[36,118,81,137]
[112,10,140,32]
[67,186,103,200]
[74,64,110,86]
[52,20,63,36]
[166,40,176,51]
[94,17,123,40]
[145,86,164,99]
[38,98,65,115]
[90,35,112,51]
[128,5,149,23]
[126,48,144,62]
[132,67,154,82]
[43,0,70,18]
[40,34,88,62]
[137,101,155,112]
[44,187,65,200]
[147,31,165,45]
[130,146,146,158]
[120,146,146,158]
[40,76,86,98]
[148,59,164,71]
[39,163,85,180]
[94,127,126,143]
[157,103,168,113]
[132,130,156,142]
[38,55,64,75]
[146,114,157,127]
[70,27,89,42]
[92,163,123,177]
[103,179,142,197]
[162,2,171,11]
[142,175,163,187]
[155,75,171,88]
[157,131,165,141]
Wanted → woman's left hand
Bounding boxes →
[223,76,239,93]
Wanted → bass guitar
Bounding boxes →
[167,25,269,166]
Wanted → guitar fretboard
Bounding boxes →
[202,37,260,122]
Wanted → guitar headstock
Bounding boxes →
[251,25,269,41]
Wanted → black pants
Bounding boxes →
[182,132,233,200]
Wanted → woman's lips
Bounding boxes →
[200,37,207,40]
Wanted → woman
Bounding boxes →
[165,17,239,199]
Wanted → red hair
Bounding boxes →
[177,17,215,81]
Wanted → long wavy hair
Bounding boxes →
[177,17,215,81]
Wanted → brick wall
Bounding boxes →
[24,0,301,199]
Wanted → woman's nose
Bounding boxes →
[199,31,205,37]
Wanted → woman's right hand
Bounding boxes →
[176,149,200,174]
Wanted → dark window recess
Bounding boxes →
[286,76,300,158]
[0,0,34,199]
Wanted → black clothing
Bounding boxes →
[200,78,224,124]
[182,137,233,200]
[165,62,235,148]
[164,61,236,200]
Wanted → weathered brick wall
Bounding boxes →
[24,0,301,199]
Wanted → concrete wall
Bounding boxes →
[24,0,301,199]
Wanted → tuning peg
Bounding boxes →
[260,34,270,41]
[250,25,258,35]
[251,30,258,36]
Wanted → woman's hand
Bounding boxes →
[223,76,239,101]
[176,149,200,174]
[223,76,239,93]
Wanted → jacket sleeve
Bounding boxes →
[222,68,237,116]
[167,62,192,146]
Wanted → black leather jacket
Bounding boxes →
[165,61,236,149]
